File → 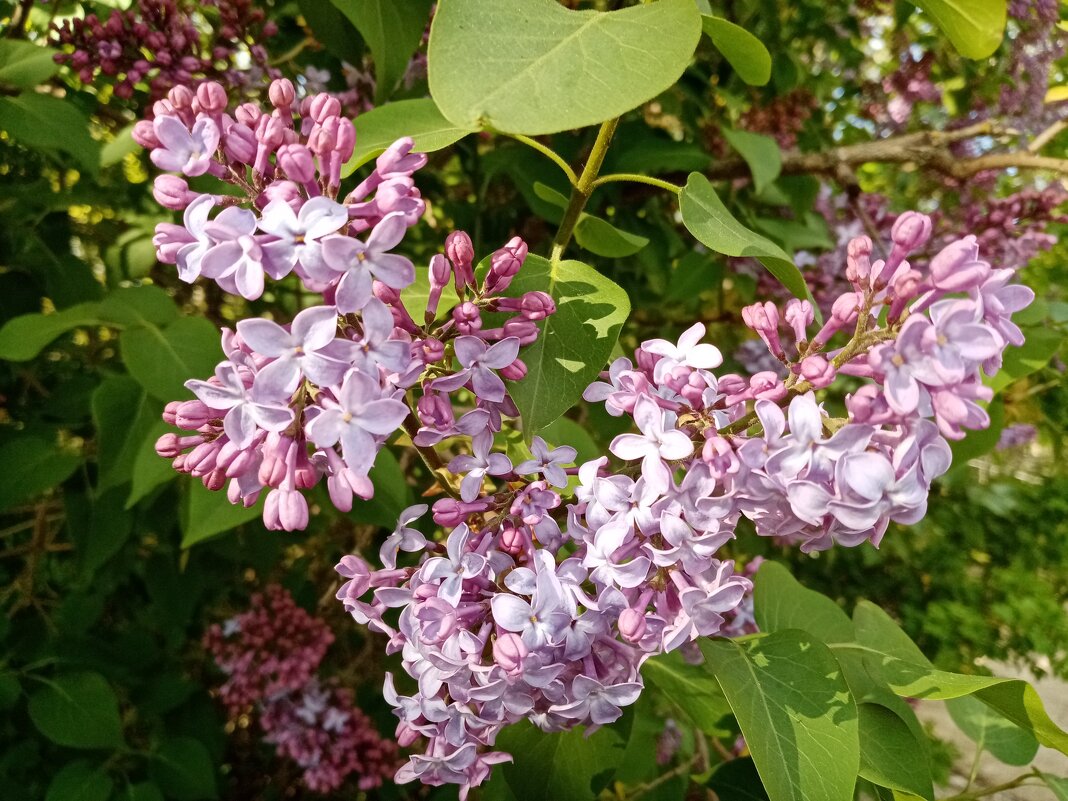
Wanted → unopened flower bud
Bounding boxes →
[800,354,836,388]
[268,78,296,109]
[846,235,873,283]
[501,317,539,345]
[223,123,257,164]
[890,211,932,251]
[445,231,476,292]
[493,633,528,676]
[132,119,160,149]
[168,84,194,109]
[930,235,990,292]
[277,143,316,184]
[452,301,482,334]
[196,81,228,114]
[484,236,528,294]
[308,93,341,123]
[519,290,555,320]
[152,174,194,210]
[499,358,527,381]
[618,608,647,643]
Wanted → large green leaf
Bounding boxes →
[120,316,222,401]
[721,128,781,195]
[503,255,630,435]
[857,703,934,800]
[701,15,771,86]
[181,481,264,548]
[0,93,100,172]
[0,40,60,89]
[643,649,733,737]
[428,0,701,134]
[703,631,859,801]
[0,435,82,511]
[945,694,1039,766]
[987,325,1062,393]
[148,737,218,800]
[495,720,628,801]
[331,0,434,101]
[45,761,114,801]
[753,561,855,643]
[92,375,163,492]
[679,173,810,303]
[127,420,179,509]
[28,672,125,750]
[849,601,1068,755]
[0,302,102,361]
[910,0,1006,60]
[343,98,475,176]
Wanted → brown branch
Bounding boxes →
[705,121,1068,182]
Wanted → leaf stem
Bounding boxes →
[550,117,620,263]
[591,173,682,193]
[506,134,579,185]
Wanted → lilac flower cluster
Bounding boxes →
[148,79,555,530]
[203,585,399,791]
[51,0,277,101]
[328,212,1031,798]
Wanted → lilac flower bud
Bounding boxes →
[484,236,528,295]
[264,488,309,531]
[799,355,836,388]
[498,524,524,555]
[417,393,454,429]
[831,291,861,324]
[174,400,213,429]
[235,101,261,127]
[223,123,257,164]
[718,373,748,398]
[890,211,932,251]
[429,253,451,291]
[202,469,226,492]
[155,433,183,458]
[846,235,872,283]
[196,81,228,114]
[845,384,895,424]
[432,498,492,527]
[152,174,195,210]
[260,180,303,212]
[445,231,476,292]
[377,136,426,175]
[373,282,402,305]
[336,118,356,162]
[415,337,446,365]
[308,93,341,123]
[132,119,160,149]
[277,143,316,184]
[168,84,194,109]
[452,301,482,334]
[268,78,296,109]
[618,608,647,643]
[162,401,181,426]
[930,235,990,292]
[499,358,526,381]
[396,722,421,748]
[750,371,787,401]
[783,299,814,344]
[501,317,539,345]
[492,633,528,677]
[520,291,555,320]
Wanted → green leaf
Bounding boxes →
[945,695,1039,766]
[148,737,217,800]
[753,561,855,643]
[99,285,179,327]
[643,649,733,737]
[297,0,365,64]
[100,123,139,168]
[720,129,781,195]
[604,123,711,175]
[127,783,167,801]
[857,703,934,800]
[0,93,100,172]
[92,376,163,492]
[538,416,600,465]
[910,0,1006,60]
[503,254,630,434]
[331,0,433,101]
[127,420,178,509]
[0,673,21,710]
[78,488,134,582]
[574,215,649,258]
[0,41,60,89]
[707,759,770,801]
[120,316,222,401]
[701,15,772,86]
[679,173,810,303]
[350,448,414,528]
[181,481,264,548]
[987,325,1062,393]
[45,761,114,801]
[0,435,81,511]
[1037,771,1068,801]
[703,631,860,801]
[428,0,702,134]
[0,302,102,361]
[28,672,125,750]
[495,720,628,801]
[850,601,1068,756]
[342,97,474,176]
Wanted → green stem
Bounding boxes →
[550,117,620,263]
[591,173,682,193]
[507,134,579,185]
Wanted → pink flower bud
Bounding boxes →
[377,136,426,175]
[484,236,528,294]
[492,633,528,676]
[336,118,356,161]
[846,235,873,283]
[234,102,261,127]
[452,301,482,334]
[784,298,814,342]
[800,354,836,388]
[268,78,295,109]
[264,488,309,531]
[277,143,316,184]
[259,180,303,212]
[432,498,466,528]
[132,119,160,149]
[500,358,527,381]
[155,433,183,458]
[152,174,195,210]
[196,81,228,113]
[890,211,932,251]
[429,253,451,291]
[308,93,341,123]
[520,291,555,320]
[750,371,787,401]
[223,123,257,164]
[417,392,453,428]
[502,317,539,345]
[168,84,194,109]
[831,291,861,324]
[930,235,990,292]
[499,524,524,555]
[618,608,647,643]
[445,231,476,291]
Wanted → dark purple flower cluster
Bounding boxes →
[50,0,277,100]
[204,585,399,791]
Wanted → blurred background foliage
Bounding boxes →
[0,0,1066,798]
